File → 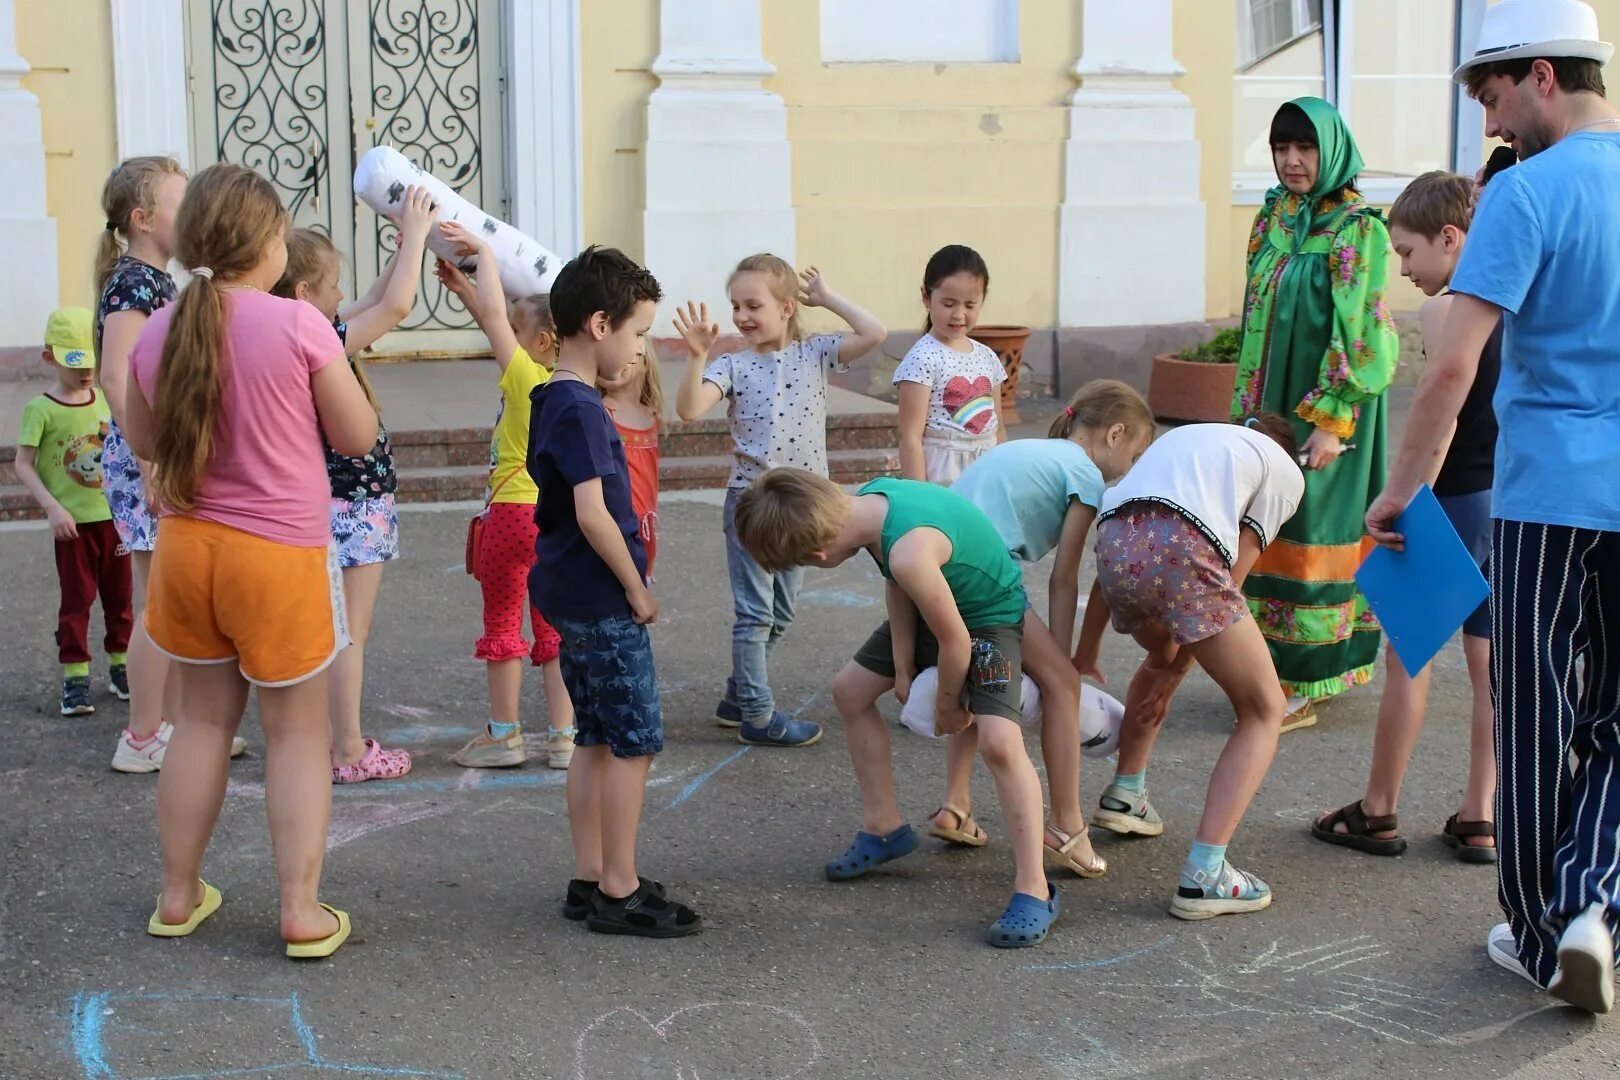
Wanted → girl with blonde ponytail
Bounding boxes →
[120,163,379,960]
[93,156,203,773]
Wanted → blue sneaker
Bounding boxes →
[714,699,743,728]
[738,711,823,748]
[826,824,919,881]
[987,884,1061,948]
[1170,860,1272,921]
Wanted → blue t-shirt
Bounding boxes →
[526,378,647,620]
[1449,131,1620,532]
[949,438,1106,562]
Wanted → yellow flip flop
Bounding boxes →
[147,880,223,938]
[285,903,351,960]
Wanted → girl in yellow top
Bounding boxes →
[436,221,575,770]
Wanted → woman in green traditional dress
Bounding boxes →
[1233,97,1400,730]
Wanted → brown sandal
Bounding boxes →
[1310,800,1407,856]
[1441,813,1497,864]
[928,804,989,848]
[1044,823,1108,879]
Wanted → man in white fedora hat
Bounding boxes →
[1368,0,1620,1014]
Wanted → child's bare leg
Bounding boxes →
[541,658,575,732]
[261,672,343,943]
[125,551,171,740]
[1022,612,1085,836]
[598,752,654,898]
[832,662,904,834]
[977,714,1050,897]
[932,728,980,832]
[487,658,522,726]
[155,661,247,924]
[329,563,384,767]
[1459,635,1496,843]
[1184,618,1285,846]
[1357,643,1431,830]
[568,744,606,880]
[1113,623,1180,775]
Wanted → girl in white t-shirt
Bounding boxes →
[1072,414,1304,923]
[894,245,1007,485]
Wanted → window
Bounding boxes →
[820,0,1019,64]
[1238,0,1324,68]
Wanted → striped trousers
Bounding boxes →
[1492,519,1620,985]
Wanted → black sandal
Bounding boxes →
[1310,800,1408,856]
[1440,814,1498,865]
[585,881,702,938]
[564,877,665,921]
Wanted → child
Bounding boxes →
[95,156,236,772]
[600,349,663,580]
[673,256,887,747]
[270,187,434,784]
[735,469,1058,948]
[1073,416,1303,920]
[435,220,576,770]
[928,380,1155,877]
[16,308,133,716]
[530,245,700,937]
[894,245,1006,486]
[123,163,378,957]
[1312,171,1499,862]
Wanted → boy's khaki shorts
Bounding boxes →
[146,516,349,687]
[853,620,1023,723]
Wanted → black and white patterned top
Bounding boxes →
[701,334,847,488]
[324,320,397,501]
[95,256,176,357]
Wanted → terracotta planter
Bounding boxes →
[967,325,1032,425]
[1146,354,1239,424]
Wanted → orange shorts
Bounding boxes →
[146,516,349,687]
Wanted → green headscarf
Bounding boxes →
[1272,96,1366,253]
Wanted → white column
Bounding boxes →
[642,0,795,332]
[0,0,57,345]
[506,0,583,259]
[1058,0,1205,327]
[109,0,190,166]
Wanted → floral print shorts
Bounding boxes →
[1096,503,1249,646]
[330,495,401,569]
[102,427,158,554]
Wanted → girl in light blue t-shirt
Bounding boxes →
[933,380,1155,879]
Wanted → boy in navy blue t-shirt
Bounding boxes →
[528,246,700,938]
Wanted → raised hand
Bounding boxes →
[798,265,832,308]
[434,257,473,300]
[437,219,487,260]
[393,184,437,247]
[672,301,720,359]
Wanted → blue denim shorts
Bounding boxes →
[550,613,663,758]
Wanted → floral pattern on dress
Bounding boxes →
[101,427,158,552]
[324,328,398,501]
[95,256,176,354]
[1095,505,1249,646]
[330,495,400,568]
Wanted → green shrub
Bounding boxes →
[1176,326,1242,364]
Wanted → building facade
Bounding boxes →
[9,0,1618,385]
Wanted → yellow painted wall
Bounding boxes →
[578,0,658,262]
[17,0,118,309]
[1175,0,1238,321]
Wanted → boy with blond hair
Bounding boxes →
[735,468,1057,948]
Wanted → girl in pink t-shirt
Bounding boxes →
[123,164,378,960]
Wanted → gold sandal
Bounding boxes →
[927,803,990,847]
[1044,823,1108,879]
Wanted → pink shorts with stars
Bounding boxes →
[1096,503,1249,646]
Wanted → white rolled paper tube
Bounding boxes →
[899,667,1041,739]
[352,145,563,299]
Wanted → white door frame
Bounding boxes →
[106,0,583,258]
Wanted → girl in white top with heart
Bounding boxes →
[893,245,1007,486]
[1072,414,1304,922]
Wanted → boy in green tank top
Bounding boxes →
[735,468,1059,948]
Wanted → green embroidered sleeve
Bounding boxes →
[1297,212,1401,438]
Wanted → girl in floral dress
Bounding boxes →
[1232,97,1400,730]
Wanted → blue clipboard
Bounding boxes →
[1355,485,1490,675]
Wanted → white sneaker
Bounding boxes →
[112,725,169,773]
[547,727,575,770]
[111,722,245,773]
[1550,905,1616,1014]
[1487,922,1539,987]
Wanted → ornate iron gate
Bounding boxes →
[189,0,506,352]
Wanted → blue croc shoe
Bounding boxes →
[987,884,1060,948]
[826,824,919,881]
[739,711,823,748]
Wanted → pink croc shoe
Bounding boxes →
[332,739,413,784]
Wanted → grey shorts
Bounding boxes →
[853,620,1024,723]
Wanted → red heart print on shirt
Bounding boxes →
[942,375,996,434]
